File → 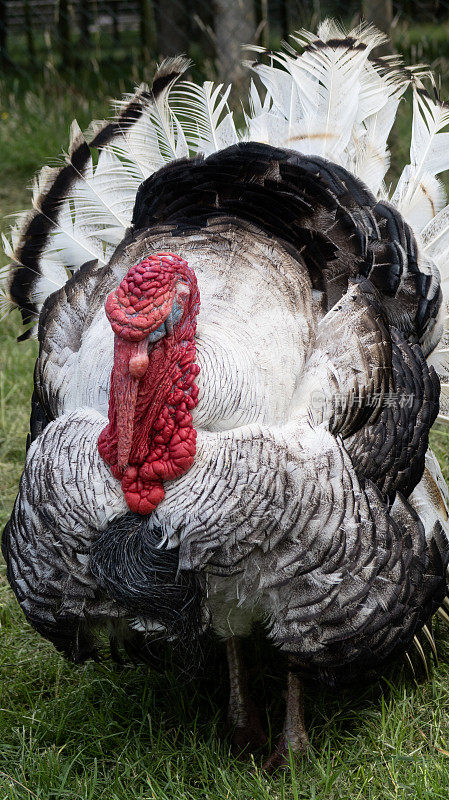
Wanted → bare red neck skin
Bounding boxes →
[98,253,200,515]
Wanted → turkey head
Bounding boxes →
[98,253,200,515]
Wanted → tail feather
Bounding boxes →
[420,195,449,405]
[393,84,449,232]
[245,20,412,193]
[0,58,191,336]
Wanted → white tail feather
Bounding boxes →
[245,23,409,196]
[170,81,238,156]
[420,197,449,399]
[348,64,408,195]
[421,205,449,266]
[392,86,449,231]
[111,88,189,180]
[439,383,449,419]
[247,34,373,164]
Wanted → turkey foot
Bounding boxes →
[263,668,309,772]
[226,637,267,756]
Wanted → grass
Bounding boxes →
[2,41,449,800]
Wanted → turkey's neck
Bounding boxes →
[98,322,200,515]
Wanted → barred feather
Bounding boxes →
[0,58,192,329]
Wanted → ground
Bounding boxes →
[1,64,449,800]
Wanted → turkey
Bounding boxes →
[3,20,449,770]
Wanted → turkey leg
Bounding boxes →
[226,637,267,754]
[263,664,309,772]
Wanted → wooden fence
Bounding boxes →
[3,0,140,32]
[0,0,164,70]
[0,0,262,82]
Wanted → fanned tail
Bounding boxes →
[0,57,192,336]
[245,20,410,190]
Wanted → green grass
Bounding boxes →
[2,52,449,800]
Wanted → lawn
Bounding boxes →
[2,47,449,800]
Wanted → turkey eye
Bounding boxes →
[147,323,166,347]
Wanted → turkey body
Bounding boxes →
[4,142,449,694]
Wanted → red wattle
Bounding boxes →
[98,253,200,515]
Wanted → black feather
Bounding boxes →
[10,140,90,332]
[26,391,50,452]
[131,142,440,342]
[89,513,207,667]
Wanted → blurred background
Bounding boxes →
[1,0,449,93]
[1,1,449,244]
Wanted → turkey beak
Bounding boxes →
[114,337,149,470]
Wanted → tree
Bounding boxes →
[157,0,191,57]
[214,0,256,89]
[139,0,157,69]
[362,0,394,53]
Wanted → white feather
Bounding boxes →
[348,63,409,194]
[170,81,239,156]
[428,347,449,381]
[316,18,385,47]
[394,169,446,230]
[421,206,449,389]
[439,382,449,418]
[392,87,449,231]
[245,54,305,148]
[421,205,449,273]
[284,37,377,161]
[243,78,276,144]
[111,88,189,181]
[246,22,388,166]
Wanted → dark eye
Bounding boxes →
[147,323,167,347]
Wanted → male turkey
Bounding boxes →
[3,21,449,769]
